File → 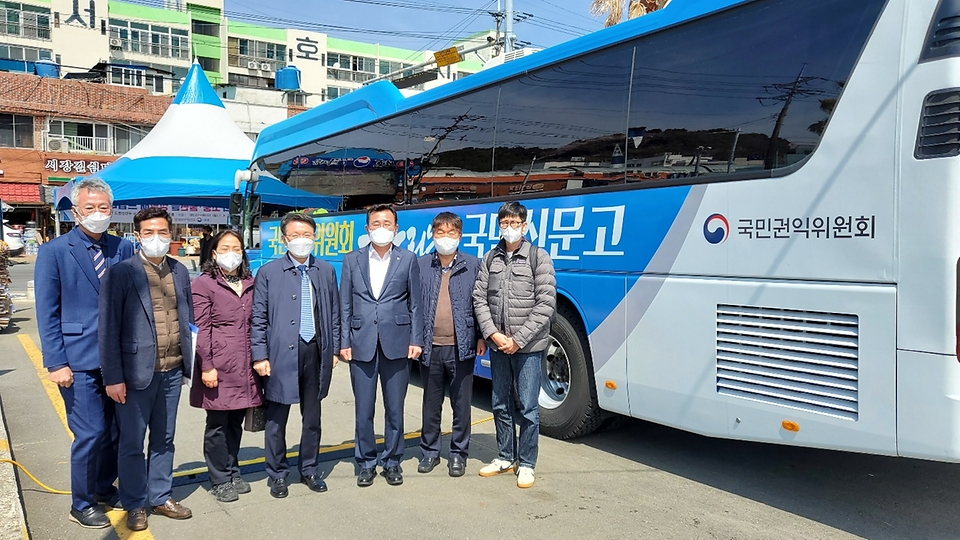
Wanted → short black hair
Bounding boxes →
[366,204,397,225]
[431,212,462,233]
[497,201,528,224]
[280,212,317,236]
[202,226,213,233]
[202,230,252,279]
[134,206,173,232]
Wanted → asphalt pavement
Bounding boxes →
[4,256,960,540]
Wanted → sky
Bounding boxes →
[224,0,606,54]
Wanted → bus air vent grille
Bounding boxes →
[920,0,960,63]
[916,90,960,159]
[716,304,859,421]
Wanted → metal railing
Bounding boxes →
[326,68,377,83]
[47,135,114,155]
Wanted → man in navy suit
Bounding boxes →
[99,207,194,532]
[252,212,341,499]
[340,204,423,487]
[35,178,134,529]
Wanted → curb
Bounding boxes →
[0,393,29,540]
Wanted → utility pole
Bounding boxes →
[504,0,515,52]
[726,128,741,174]
[760,63,824,170]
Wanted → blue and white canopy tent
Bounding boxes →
[55,61,339,214]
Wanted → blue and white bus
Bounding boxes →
[246,0,960,461]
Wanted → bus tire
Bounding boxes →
[539,307,603,440]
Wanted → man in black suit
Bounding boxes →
[99,207,195,532]
[340,204,423,487]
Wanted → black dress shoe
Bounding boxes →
[381,466,403,486]
[68,506,110,529]
[418,457,440,473]
[300,473,328,493]
[448,455,466,477]
[269,477,289,499]
[94,492,123,510]
[357,467,376,487]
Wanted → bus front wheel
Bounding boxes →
[539,307,602,440]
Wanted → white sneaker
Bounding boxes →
[517,467,535,488]
[478,459,516,477]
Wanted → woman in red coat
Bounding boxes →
[190,230,262,502]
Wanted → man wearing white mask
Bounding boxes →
[251,212,340,499]
[416,212,484,477]
[340,204,423,487]
[99,207,195,531]
[35,178,134,528]
[473,201,556,489]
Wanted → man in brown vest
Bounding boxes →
[100,207,195,531]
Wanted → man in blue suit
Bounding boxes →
[252,212,341,499]
[35,179,134,529]
[99,207,194,532]
[340,204,423,487]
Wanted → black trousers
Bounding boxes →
[264,339,322,480]
[419,345,473,459]
[203,409,246,486]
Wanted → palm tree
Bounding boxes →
[591,0,668,27]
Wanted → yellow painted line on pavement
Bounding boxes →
[17,335,155,539]
[173,416,495,479]
[17,335,71,440]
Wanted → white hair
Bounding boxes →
[70,178,114,206]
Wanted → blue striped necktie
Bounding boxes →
[299,264,315,342]
[92,244,105,280]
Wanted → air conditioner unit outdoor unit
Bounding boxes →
[260,62,271,71]
[109,38,122,48]
[47,138,69,153]
[247,60,259,70]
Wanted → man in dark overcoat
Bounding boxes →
[251,212,341,498]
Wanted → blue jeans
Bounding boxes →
[489,349,541,469]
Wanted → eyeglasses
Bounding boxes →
[499,220,524,228]
[284,234,314,241]
[76,205,111,214]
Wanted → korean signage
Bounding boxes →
[259,193,643,266]
[62,205,229,225]
[44,158,111,175]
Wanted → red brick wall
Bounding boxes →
[0,71,172,125]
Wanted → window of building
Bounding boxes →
[191,19,218,37]
[0,43,51,61]
[227,37,285,71]
[109,20,189,59]
[0,114,33,148]
[0,3,50,40]
[287,92,306,106]
[327,86,351,100]
[197,56,218,73]
[108,65,145,88]
[113,124,150,154]
[228,72,273,89]
[327,52,376,82]
[48,120,111,153]
[379,60,413,76]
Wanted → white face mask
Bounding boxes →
[369,226,396,247]
[139,235,170,258]
[500,226,524,244]
[434,236,459,256]
[286,237,314,259]
[215,251,243,272]
[78,211,111,234]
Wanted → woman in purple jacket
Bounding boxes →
[190,230,262,503]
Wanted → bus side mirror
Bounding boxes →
[229,193,242,227]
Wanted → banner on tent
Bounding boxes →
[60,205,229,224]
